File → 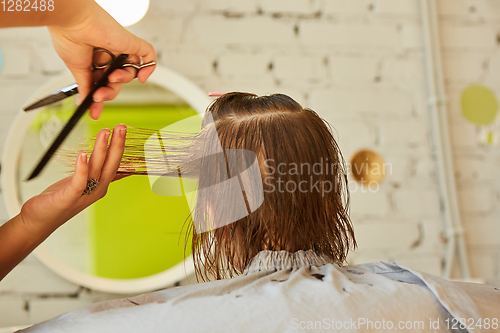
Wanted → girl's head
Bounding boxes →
[68,92,355,280]
[192,92,355,280]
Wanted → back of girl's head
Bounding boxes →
[192,92,355,280]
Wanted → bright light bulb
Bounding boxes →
[96,0,150,27]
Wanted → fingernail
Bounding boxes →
[76,96,82,105]
[81,152,87,163]
[120,126,127,137]
[94,98,104,103]
[104,129,111,141]
[110,79,122,83]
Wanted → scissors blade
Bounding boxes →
[26,54,130,181]
[24,84,79,111]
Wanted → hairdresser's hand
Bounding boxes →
[0,125,126,281]
[20,125,127,232]
[47,1,156,120]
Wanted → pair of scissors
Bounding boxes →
[24,48,156,181]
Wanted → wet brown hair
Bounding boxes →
[61,92,355,281]
[191,92,355,281]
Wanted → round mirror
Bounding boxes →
[1,67,210,293]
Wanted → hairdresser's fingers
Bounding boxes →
[87,67,136,120]
[120,39,156,83]
[88,102,105,120]
[69,61,94,107]
[89,80,129,120]
[92,84,123,104]
[99,124,127,185]
[107,68,136,84]
[65,152,89,200]
[136,65,155,84]
[112,174,130,181]
[88,128,111,180]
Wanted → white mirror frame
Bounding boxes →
[1,66,210,294]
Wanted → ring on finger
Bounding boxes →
[82,178,99,196]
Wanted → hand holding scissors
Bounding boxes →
[24,48,156,112]
[24,48,156,180]
[46,0,156,120]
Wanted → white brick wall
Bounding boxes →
[391,189,441,218]
[415,219,445,253]
[382,155,408,184]
[455,155,494,183]
[162,52,213,78]
[0,257,78,294]
[375,0,419,16]
[323,0,372,16]
[401,24,424,49]
[200,0,257,13]
[353,221,420,250]
[458,186,496,215]
[29,298,95,325]
[467,250,499,284]
[273,54,325,81]
[149,0,197,15]
[309,89,413,118]
[486,53,500,85]
[0,27,50,43]
[218,53,270,79]
[1,0,500,328]
[443,54,487,82]
[37,46,66,75]
[185,16,296,45]
[380,119,428,147]
[0,45,31,78]
[437,0,471,16]
[329,56,379,85]
[464,217,500,246]
[260,0,321,15]
[476,0,500,20]
[299,23,400,48]
[395,255,442,276]
[350,190,390,217]
[327,120,375,154]
[440,26,496,49]
[0,297,29,327]
[449,123,482,149]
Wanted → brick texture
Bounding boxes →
[1,0,500,327]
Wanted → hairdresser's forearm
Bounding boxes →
[0,0,94,28]
[0,214,60,281]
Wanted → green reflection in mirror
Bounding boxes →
[87,105,197,279]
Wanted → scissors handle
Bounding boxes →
[23,48,156,112]
[122,61,157,70]
[26,54,130,181]
[92,48,116,70]
[92,48,156,72]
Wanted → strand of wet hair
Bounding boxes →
[57,126,202,176]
